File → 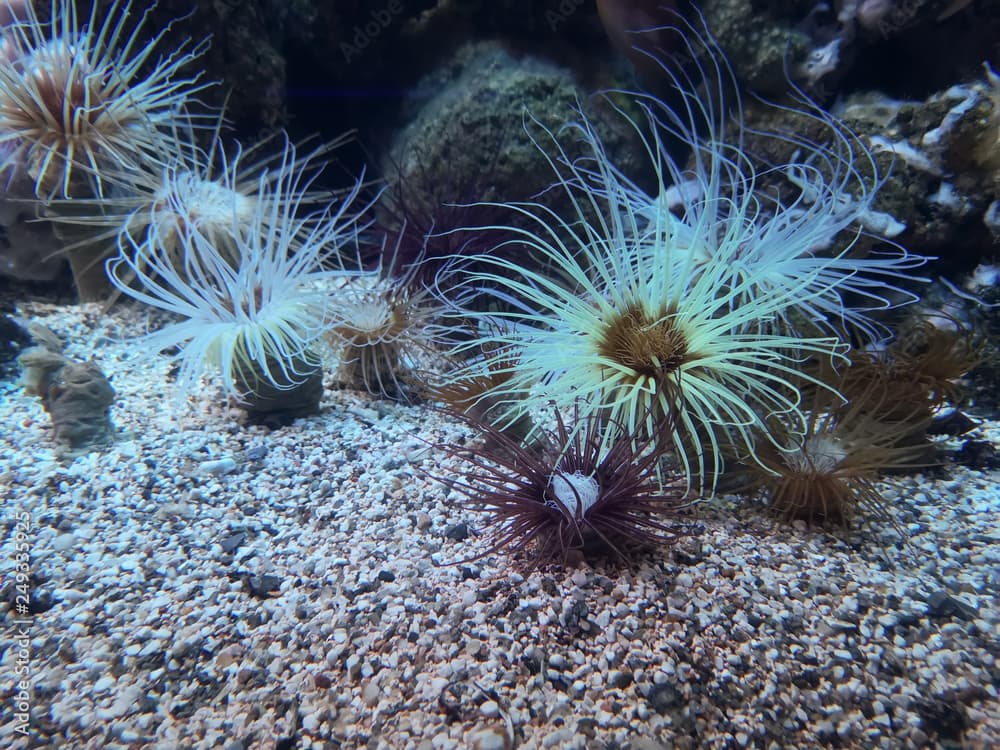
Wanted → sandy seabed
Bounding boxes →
[0,301,998,750]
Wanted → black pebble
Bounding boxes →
[647,682,684,714]
[245,445,268,461]
[928,409,977,436]
[220,532,247,554]
[926,590,978,620]
[955,439,1000,470]
[246,574,282,599]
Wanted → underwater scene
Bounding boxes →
[1,0,998,748]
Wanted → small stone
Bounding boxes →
[548,654,568,670]
[245,444,268,461]
[648,683,683,714]
[480,700,500,719]
[362,681,380,706]
[608,670,632,688]
[220,532,246,554]
[301,712,320,732]
[416,513,432,531]
[345,654,362,679]
[314,673,332,689]
[470,728,507,750]
[445,522,470,541]
[926,590,978,620]
[215,648,241,668]
[245,574,282,598]
[543,728,574,747]
[200,457,237,475]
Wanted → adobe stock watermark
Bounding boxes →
[341,0,404,64]
[870,0,927,39]
[546,0,587,32]
[7,510,33,739]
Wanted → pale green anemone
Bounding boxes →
[438,20,926,493]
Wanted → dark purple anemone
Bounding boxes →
[436,406,689,567]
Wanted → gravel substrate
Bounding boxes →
[1,302,998,750]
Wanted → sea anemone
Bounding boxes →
[571,54,924,342]
[738,363,930,529]
[816,315,982,435]
[0,0,210,200]
[436,19,926,491]
[436,404,687,567]
[46,117,354,264]
[889,317,983,408]
[328,232,451,402]
[41,117,353,301]
[107,143,373,411]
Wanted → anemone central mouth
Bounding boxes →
[782,434,848,474]
[549,471,600,517]
[20,42,110,129]
[597,303,688,379]
[340,298,395,338]
[164,174,256,226]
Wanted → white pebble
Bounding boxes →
[51,533,76,551]
[199,457,237,475]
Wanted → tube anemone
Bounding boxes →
[42,118,355,303]
[738,363,932,529]
[0,0,211,200]
[107,143,374,407]
[45,116,354,263]
[437,16,926,492]
[569,20,925,342]
[436,405,687,567]
[328,233,449,402]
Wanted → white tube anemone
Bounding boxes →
[45,115,354,266]
[108,144,375,405]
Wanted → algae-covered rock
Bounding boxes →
[701,0,812,94]
[380,41,646,274]
[18,328,115,450]
[43,359,116,449]
[388,41,642,199]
